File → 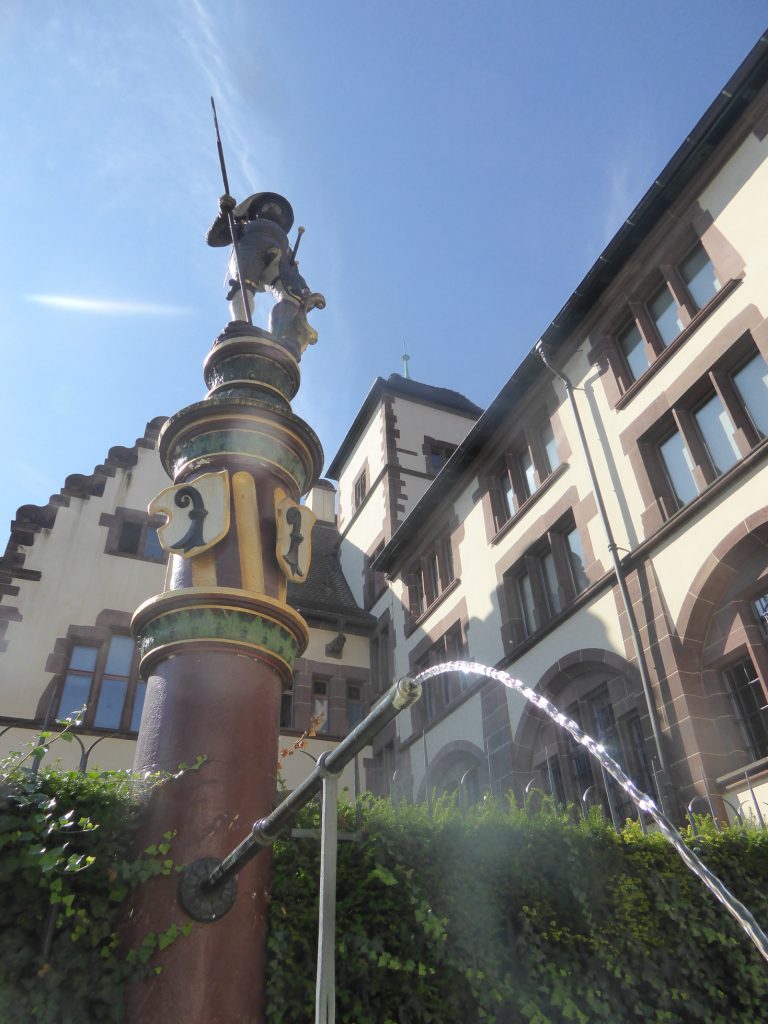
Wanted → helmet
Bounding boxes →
[233,192,295,233]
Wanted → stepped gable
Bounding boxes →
[287,520,375,631]
[0,416,168,580]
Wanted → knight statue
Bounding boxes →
[206,191,325,352]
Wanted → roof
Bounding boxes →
[374,30,768,575]
[287,520,376,631]
[326,373,482,479]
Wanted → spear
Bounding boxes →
[210,96,252,325]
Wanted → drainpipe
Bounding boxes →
[535,341,674,817]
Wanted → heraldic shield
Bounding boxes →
[149,470,230,559]
[275,492,316,583]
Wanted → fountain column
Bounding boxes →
[126,321,322,1023]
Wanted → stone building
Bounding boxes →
[2,33,768,818]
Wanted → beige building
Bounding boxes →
[2,34,768,820]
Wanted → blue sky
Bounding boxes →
[1,4,766,535]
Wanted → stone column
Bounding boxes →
[126,323,322,1023]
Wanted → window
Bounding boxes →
[534,685,657,819]
[353,469,367,510]
[619,323,651,381]
[413,624,468,724]
[564,527,589,595]
[312,678,329,734]
[103,509,166,563]
[371,622,391,696]
[347,685,363,729]
[679,242,721,309]
[425,440,457,477]
[503,516,589,647]
[755,592,768,642]
[648,281,683,346]
[406,535,456,621]
[280,680,294,729]
[732,353,768,436]
[364,541,387,610]
[646,347,768,517]
[57,634,145,733]
[615,241,722,384]
[724,657,768,761]
[491,417,561,530]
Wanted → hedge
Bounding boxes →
[1,744,767,1023]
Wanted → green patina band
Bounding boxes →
[136,606,301,668]
[169,429,309,490]
[205,354,296,400]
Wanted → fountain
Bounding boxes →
[414,661,768,964]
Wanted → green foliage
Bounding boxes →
[0,725,190,1023]
[3,728,768,1024]
[266,796,768,1024]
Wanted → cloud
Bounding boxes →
[25,295,193,316]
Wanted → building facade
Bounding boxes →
[2,34,768,819]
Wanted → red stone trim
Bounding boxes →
[675,507,768,655]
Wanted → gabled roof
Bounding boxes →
[326,373,482,479]
[374,30,768,575]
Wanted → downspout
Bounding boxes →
[535,341,674,816]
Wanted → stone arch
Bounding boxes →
[513,648,641,759]
[416,738,488,803]
[510,648,654,810]
[675,509,768,672]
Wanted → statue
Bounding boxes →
[206,192,325,352]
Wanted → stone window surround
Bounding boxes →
[403,511,464,636]
[471,383,571,545]
[289,655,370,739]
[618,307,768,536]
[363,533,387,611]
[405,598,471,737]
[531,682,656,812]
[369,607,394,699]
[590,203,747,410]
[509,650,653,802]
[421,436,457,477]
[37,610,143,737]
[501,512,592,651]
[352,462,369,513]
[99,506,167,564]
[493,485,602,656]
[492,414,561,523]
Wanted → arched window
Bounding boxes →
[522,662,657,820]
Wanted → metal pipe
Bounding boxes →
[201,677,421,893]
[535,342,674,816]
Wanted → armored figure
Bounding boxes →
[206,191,325,351]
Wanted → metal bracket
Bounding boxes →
[177,857,238,923]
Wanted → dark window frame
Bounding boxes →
[405,533,457,622]
[491,417,561,531]
[723,655,768,762]
[424,439,457,477]
[56,632,145,735]
[353,468,368,511]
[615,239,724,386]
[642,344,767,518]
[413,623,468,726]
[103,508,167,564]
[503,515,588,648]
